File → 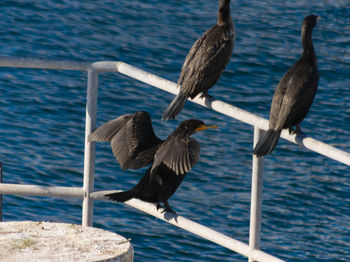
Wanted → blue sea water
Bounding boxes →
[0,0,350,261]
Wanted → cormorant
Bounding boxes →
[162,0,235,120]
[253,15,320,157]
[89,111,217,213]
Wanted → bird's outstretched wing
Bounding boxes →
[88,113,133,142]
[150,137,200,183]
[89,111,163,170]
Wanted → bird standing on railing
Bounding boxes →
[162,0,235,120]
[253,15,320,157]
[89,111,217,213]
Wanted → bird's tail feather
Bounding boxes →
[253,129,281,157]
[162,92,187,121]
[105,191,135,202]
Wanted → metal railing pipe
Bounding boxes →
[249,127,265,262]
[82,68,99,226]
[91,61,119,73]
[0,57,88,71]
[116,62,177,92]
[281,130,350,166]
[91,190,285,262]
[0,183,83,198]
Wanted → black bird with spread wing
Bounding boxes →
[162,0,235,120]
[253,15,320,157]
[89,111,217,213]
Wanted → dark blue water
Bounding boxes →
[1,0,350,261]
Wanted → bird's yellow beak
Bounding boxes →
[317,16,321,21]
[196,124,218,132]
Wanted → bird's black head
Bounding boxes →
[177,119,217,136]
[219,0,231,5]
[301,14,320,52]
[302,14,319,30]
[218,0,232,26]
[134,110,151,121]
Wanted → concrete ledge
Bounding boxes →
[0,221,133,262]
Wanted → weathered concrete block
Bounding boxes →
[0,221,133,262]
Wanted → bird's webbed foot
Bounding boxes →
[161,207,176,214]
[156,202,162,211]
[288,128,297,135]
[199,91,214,100]
[288,124,304,135]
[162,200,176,214]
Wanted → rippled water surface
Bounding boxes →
[1,0,349,261]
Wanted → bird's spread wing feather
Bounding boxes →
[90,111,163,170]
[150,137,200,183]
[88,114,132,142]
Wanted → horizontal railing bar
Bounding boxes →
[115,62,267,127]
[280,130,350,165]
[0,183,84,198]
[90,61,119,73]
[91,190,284,262]
[115,62,350,166]
[0,57,89,71]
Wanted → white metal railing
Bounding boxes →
[0,57,349,262]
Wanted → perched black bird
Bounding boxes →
[253,15,320,157]
[89,111,217,213]
[162,0,235,120]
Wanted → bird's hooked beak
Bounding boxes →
[196,124,218,132]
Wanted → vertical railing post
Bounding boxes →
[0,162,3,222]
[249,127,264,262]
[82,67,98,226]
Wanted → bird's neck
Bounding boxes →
[169,128,189,141]
[175,130,190,139]
[217,2,232,26]
[302,26,315,57]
